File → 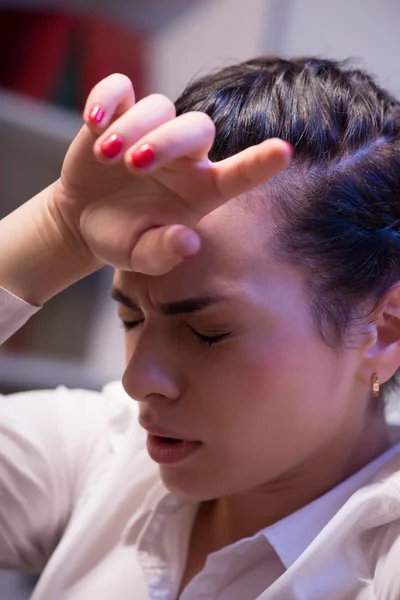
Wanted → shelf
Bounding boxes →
[0,88,82,218]
[0,351,118,392]
[0,87,82,145]
[0,266,126,392]
[0,0,198,32]
[0,91,126,392]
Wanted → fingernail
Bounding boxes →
[283,141,294,157]
[88,105,105,124]
[131,144,155,169]
[100,134,123,159]
[178,231,201,258]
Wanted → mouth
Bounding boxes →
[147,434,202,465]
[139,420,196,442]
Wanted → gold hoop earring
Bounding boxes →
[371,373,380,398]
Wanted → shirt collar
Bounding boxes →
[123,428,400,567]
[262,438,400,568]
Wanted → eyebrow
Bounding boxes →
[110,287,230,316]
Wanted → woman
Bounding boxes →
[1,56,400,599]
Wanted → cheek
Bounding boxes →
[199,332,352,482]
[124,336,134,364]
[202,330,340,419]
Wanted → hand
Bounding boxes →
[52,73,292,276]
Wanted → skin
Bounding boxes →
[112,194,399,569]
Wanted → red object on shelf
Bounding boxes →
[0,10,74,100]
[0,9,147,108]
[79,16,147,107]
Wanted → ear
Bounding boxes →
[357,283,400,387]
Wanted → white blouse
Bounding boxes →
[2,285,400,599]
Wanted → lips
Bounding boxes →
[139,421,196,442]
[147,434,202,464]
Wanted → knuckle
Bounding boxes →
[236,157,256,188]
[186,112,216,143]
[88,73,133,101]
[199,111,217,133]
[105,73,133,88]
[147,94,176,117]
[194,112,216,135]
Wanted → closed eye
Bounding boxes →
[120,319,143,332]
[188,328,232,347]
[120,320,231,348]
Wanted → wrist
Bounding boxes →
[0,182,103,306]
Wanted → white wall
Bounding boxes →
[271,0,400,96]
[3,0,398,97]
[147,0,400,100]
[148,0,277,100]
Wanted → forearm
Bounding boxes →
[0,182,102,306]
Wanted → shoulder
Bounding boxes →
[0,381,152,496]
[363,518,400,598]
[0,379,138,440]
[354,445,400,597]
[0,382,134,453]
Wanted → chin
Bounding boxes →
[159,465,225,502]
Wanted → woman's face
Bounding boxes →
[113,200,368,501]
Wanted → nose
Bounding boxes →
[122,334,181,403]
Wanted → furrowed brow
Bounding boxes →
[110,288,139,310]
[159,296,226,316]
[110,287,228,316]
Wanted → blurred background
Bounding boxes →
[0,0,399,597]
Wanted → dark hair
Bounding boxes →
[174,56,400,398]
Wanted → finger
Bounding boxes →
[93,94,176,164]
[82,73,136,134]
[130,224,201,275]
[213,138,293,200]
[124,111,216,173]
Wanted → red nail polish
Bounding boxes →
[131,144,155,169]
[100,134,123,159]
[88,105,105,124]
[284,141,294,157]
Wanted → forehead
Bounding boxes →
[113,199,278,297]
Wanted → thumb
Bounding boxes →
[213,138,293,201]
[130,224,201,275]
